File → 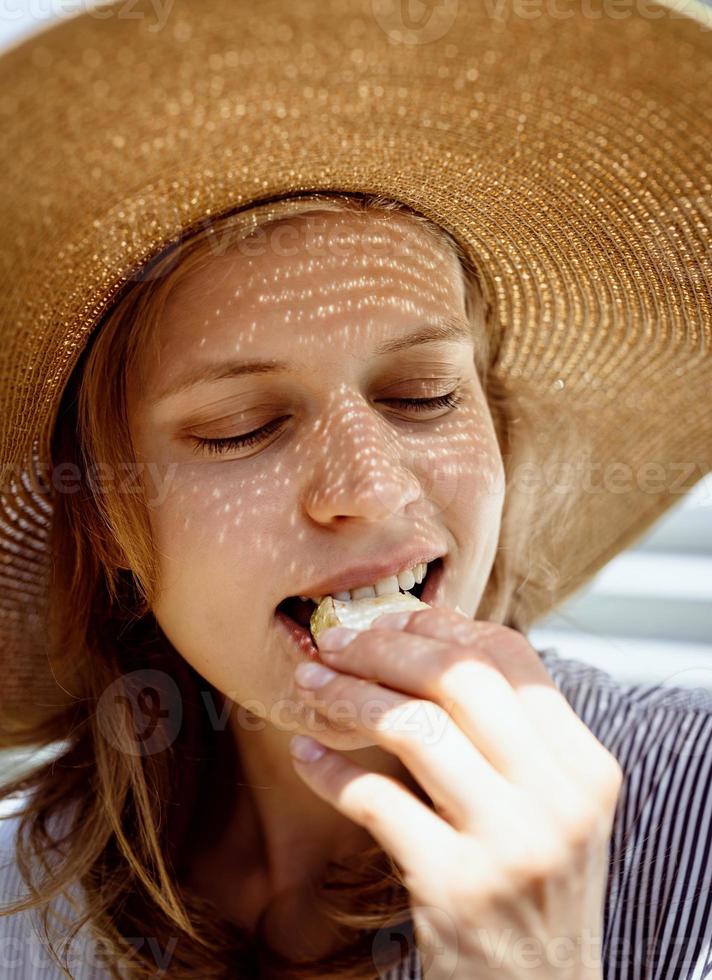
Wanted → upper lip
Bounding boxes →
[285,547,446,601]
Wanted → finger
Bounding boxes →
[441,617,620,792]
[371,609,614,794]
[296,672,511,832]
[318,624,563,795]
[289,736,462,891]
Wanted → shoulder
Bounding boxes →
[0,794,109,978]
[535,647,712,979]
[0,793,33,903]
[535,645,712,768]
[0,805,49,974]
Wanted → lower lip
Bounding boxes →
[274,557,446,661]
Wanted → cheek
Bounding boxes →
[417,401,505,519]
[145,466,278,654]
[146,461,287,561]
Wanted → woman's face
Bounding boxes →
[127,208,505,749]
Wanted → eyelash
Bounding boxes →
[189,389,466,457]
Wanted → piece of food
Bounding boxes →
[310,591,430,642]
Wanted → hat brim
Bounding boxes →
[0,0,710,727]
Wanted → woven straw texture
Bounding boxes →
[0,0,710,733]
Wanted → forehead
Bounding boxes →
[146,208,466,374]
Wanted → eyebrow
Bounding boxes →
[154,315,474,403]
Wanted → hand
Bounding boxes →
[289,607,623,980]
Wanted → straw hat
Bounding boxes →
[0,0,710,737]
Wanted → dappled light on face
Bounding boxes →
[127,208,505,723]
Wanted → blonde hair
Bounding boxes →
[0,192,583,978]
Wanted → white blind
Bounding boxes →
[529,474,712,690]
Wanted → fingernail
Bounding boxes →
[294,661,337,689]
[290,734,327,762]
[371,611,411,630]
[317,627,358,650]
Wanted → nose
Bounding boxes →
[301,405,423,525]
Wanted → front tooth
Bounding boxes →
[396,568,416,592]
[321,563,424,604]
[351,585,378,600]
[374,575,400,596]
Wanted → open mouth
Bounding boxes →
[275,557,444,658]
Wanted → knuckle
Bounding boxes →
[562,812,603,852]
[509,839,569,885]
[375,698,429,745]
[435,644,475,676]
[479,621,526,649]
[496,622,531,647]
[557,795,620,857]
[604,754,625,789]
[357,629,390,656]
[547,787,607,848]
[409,607,483,641]
[350,775,397,831]
[324,673,355,702]
[442,846,496,915]
[401,607,445,634]
[459,622,534,671]
[356,797,382,831]
[438,650,496,697]
[594,752,625,805]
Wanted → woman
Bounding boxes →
[0,1,711,978]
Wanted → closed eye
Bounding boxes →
[188,389,465,457]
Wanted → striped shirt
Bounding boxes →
[2,646,712,978]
